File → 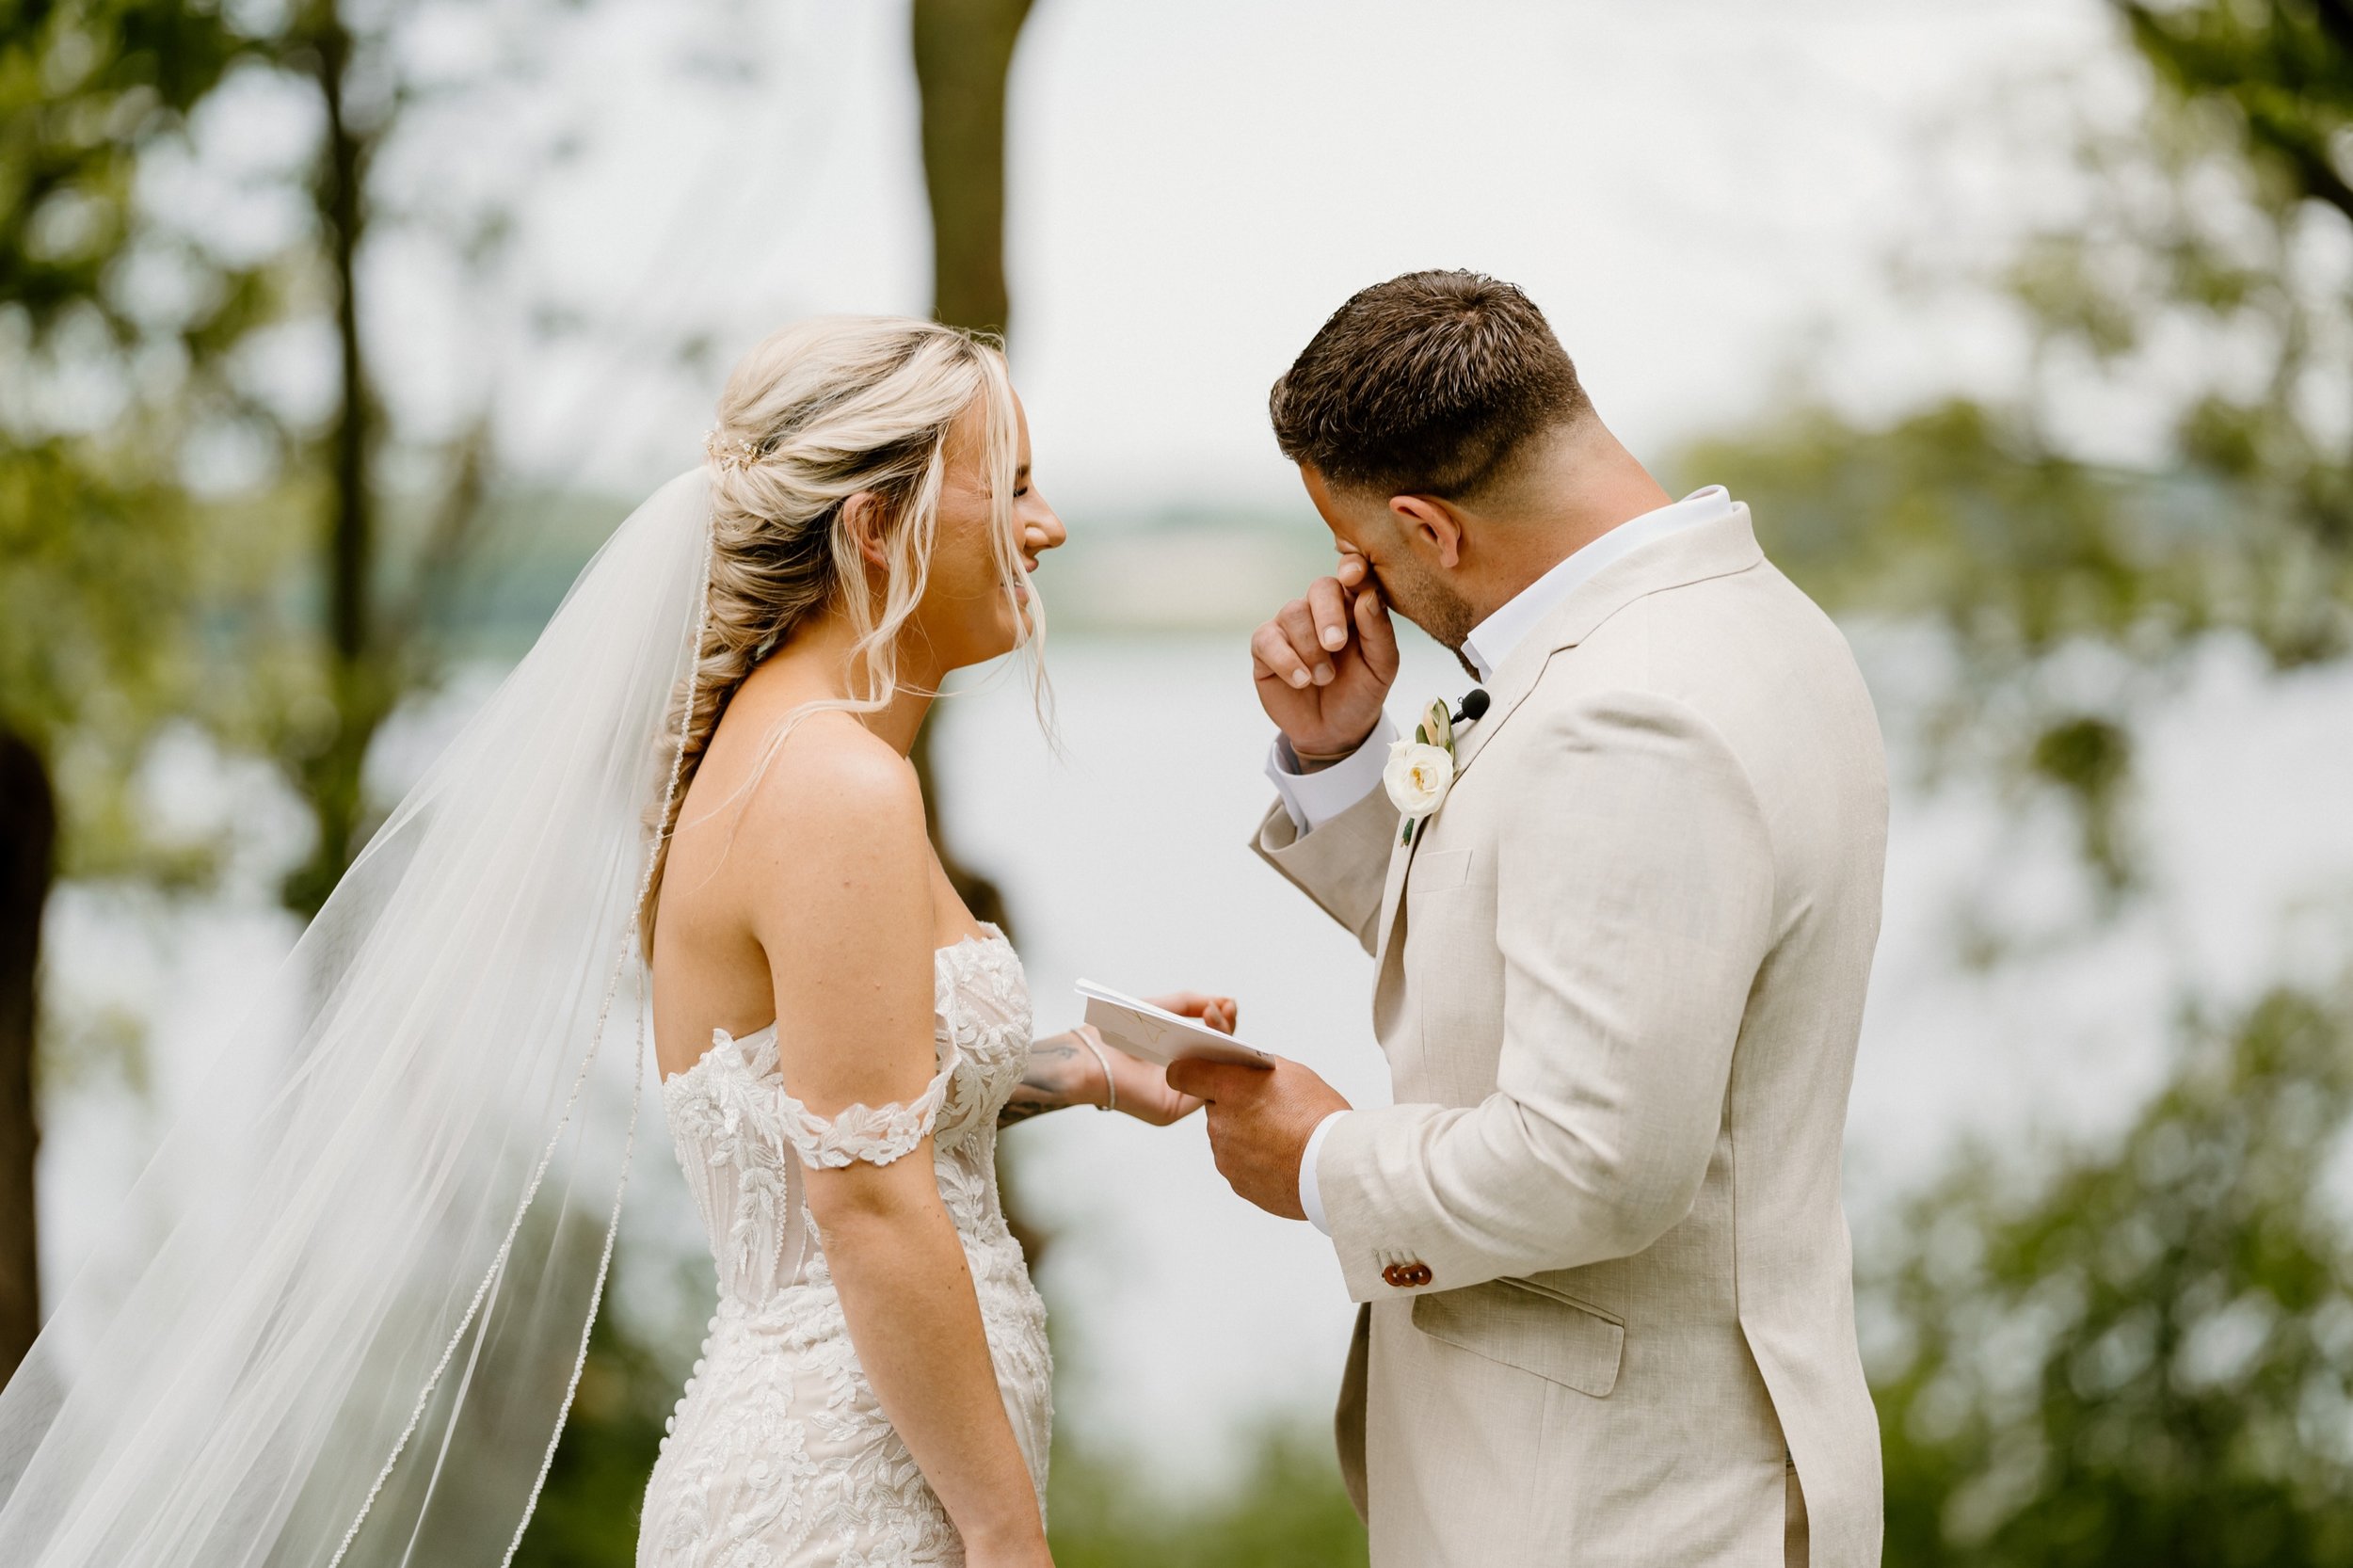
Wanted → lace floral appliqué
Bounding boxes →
[774,1042,960,1170]
[642,933,1050,1568]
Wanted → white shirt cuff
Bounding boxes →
[1265,718,1396,834]
[1298,1110,1348,1234]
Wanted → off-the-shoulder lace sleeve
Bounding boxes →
[775,1043,962,1169]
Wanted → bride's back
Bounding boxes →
[647,662,955,1083]
[649,676,830,1078]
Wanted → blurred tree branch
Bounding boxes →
[1688,0,2353,900]
[274,0,393,917]
[270,1,504,917]
[2120,0,2353,227]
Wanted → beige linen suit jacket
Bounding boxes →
[1255,505,1887,1568]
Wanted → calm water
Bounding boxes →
[36,627,2353,1494]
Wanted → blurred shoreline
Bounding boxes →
[36,613,2353,1497]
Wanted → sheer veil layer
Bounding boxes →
[0,470,715,1567]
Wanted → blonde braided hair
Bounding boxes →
[641,316,1032,947]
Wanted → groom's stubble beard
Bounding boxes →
[1369,548,1481,679]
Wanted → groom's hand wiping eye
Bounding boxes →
[1251,558,1401,764]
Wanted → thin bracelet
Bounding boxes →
[1073,1030,1117,1113]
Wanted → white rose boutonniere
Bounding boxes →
[1385,698,1460,846]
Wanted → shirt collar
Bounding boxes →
[1461,486,1736,682]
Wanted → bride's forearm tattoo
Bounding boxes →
[1000,1032,1100,1126]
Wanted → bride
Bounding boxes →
[0,317,1228,1568]
[636,319,1224,1566]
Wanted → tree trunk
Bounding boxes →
[316,7,371,675]
[912,0,1034,340]
[909,0,1034,935]
[911,0,1041,1262]
[0,728,54,1381]
[284,0,390,917]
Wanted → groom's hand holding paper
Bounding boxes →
[1167,1053,1352,1224]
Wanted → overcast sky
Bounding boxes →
[331,0,2129,520]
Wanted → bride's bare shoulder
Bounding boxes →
[729,710,928,879]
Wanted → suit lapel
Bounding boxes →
[1369,826,1417,970]
[1369,647,1547,968]
[1368,505,1767,971]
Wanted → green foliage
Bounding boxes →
[2026,715,2135,883]
[510,1285,681,1568]
[1701,5,2353,662]
[1684,1,2353,887]
[0,446,299,892]
[2120,0,2353,228]
[0,440,195,791]
[1870,983,2353,1565]
[1048,1426,1368,1568]
[0,0,263,343]
[5,0,509,911]
[1688,403,2193,660]
[0,0,291,879]
[1688,407,2166,890]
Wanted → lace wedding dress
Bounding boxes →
[638,929,1052,1567]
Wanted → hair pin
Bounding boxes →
[703,429,765,472]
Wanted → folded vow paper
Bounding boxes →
[1073,981,1275,1069]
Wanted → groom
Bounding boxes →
[1166,271,1888,1567]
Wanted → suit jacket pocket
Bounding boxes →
[1409,847,1473,891]
[1411,1275,1625,1398]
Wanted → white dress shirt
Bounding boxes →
[1271,486,1737,1232]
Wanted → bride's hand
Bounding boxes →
[1101,990,1237,1126]
[1145,990,1237,1037]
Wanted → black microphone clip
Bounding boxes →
[1451,688,1492,727]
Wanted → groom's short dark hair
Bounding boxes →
[1269,270,1588,500]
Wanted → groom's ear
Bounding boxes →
[1389,494,1467,570]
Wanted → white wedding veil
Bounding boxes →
[0,468,714,1566]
